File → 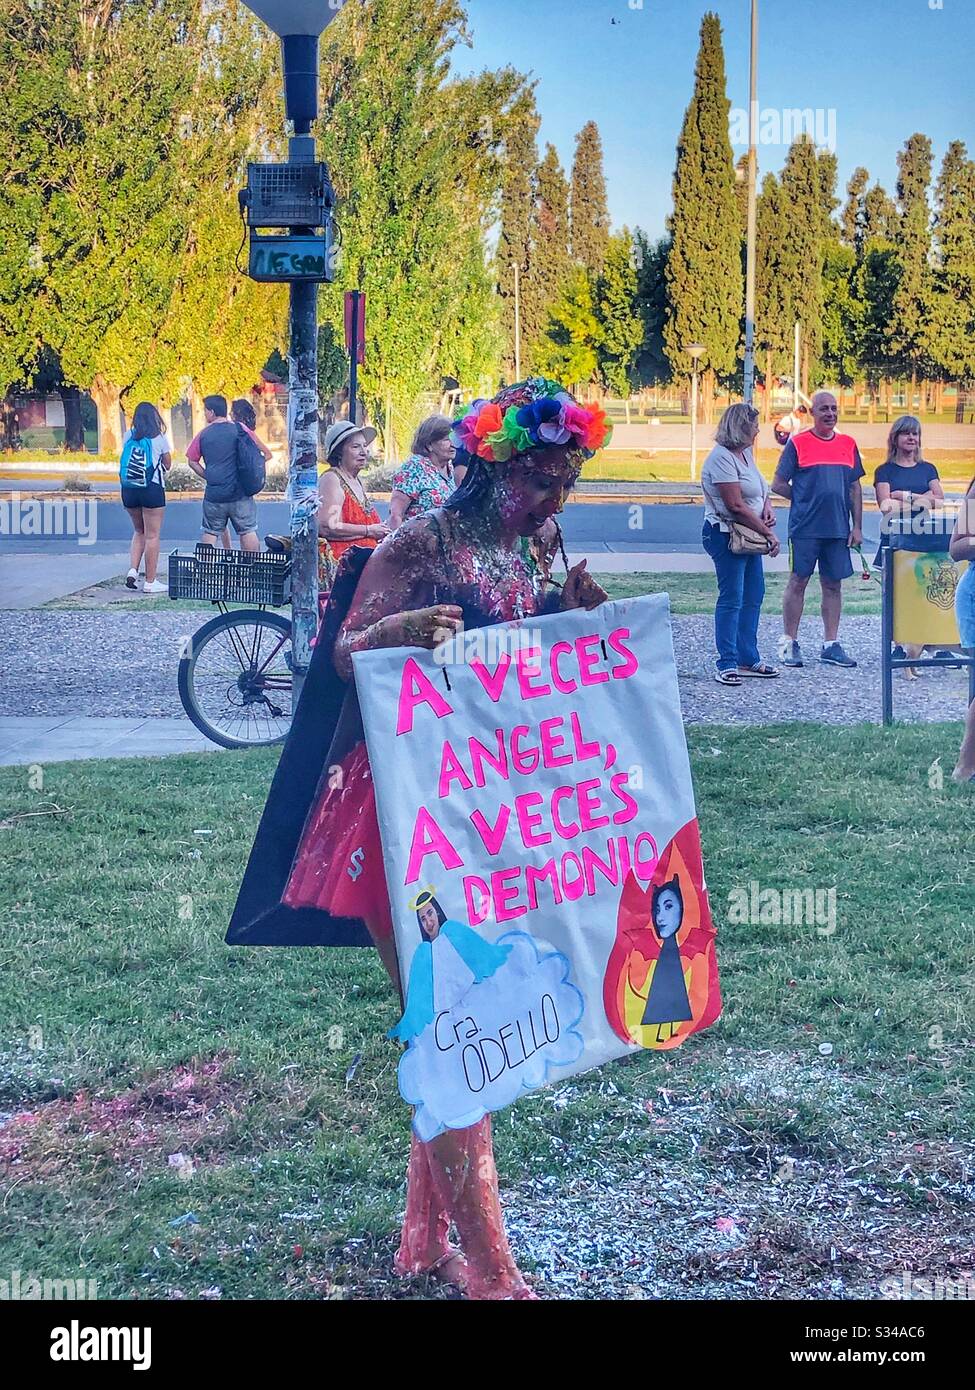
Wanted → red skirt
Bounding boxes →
[282,741,394,939]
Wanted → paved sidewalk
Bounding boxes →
[0,552,132,608]
[0,716,216,766]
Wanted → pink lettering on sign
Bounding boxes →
[551,786,580,839]
[470,803,511,856]
[515,647,552,699]
[570,711,600,761]
[469,653,512,703]
[438,741,473,798]
[493,867,527,922]
[550,641,578,694]
[577,777,611,831]
[464,875,491,925]
[515,791,551,847]
[634,831,659,880]
[575,634,610,686]
[396,658,454,734]
[539,716,572,769]
[609,771,639,824]
[511,726,540,776]
[405,806,464,883]
[608,627,639,679]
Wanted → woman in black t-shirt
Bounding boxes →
[873,415,944,565]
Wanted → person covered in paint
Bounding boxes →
[229,375,612,1301]
[389,890,512,1043]
[639,877,693,1044]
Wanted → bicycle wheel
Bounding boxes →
[178,608,294,749]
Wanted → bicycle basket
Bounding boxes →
[168,549,292,605]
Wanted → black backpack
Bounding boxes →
[235,424,266,497]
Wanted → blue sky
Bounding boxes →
[450,0,974,238]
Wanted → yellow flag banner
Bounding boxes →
[892,551,968,646]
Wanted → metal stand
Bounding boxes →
[881,538,975,726]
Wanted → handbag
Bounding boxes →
[728,517,773,555]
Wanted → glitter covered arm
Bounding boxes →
[333,518,458,680]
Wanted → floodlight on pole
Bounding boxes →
[238,0,344,701]
[242,0,340,131]
[743,0,758,406]
[686,343,705,482]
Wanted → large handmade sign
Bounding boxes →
[352,595,720,1140]
[892,551,968,646]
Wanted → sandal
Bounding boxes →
[714,670,743,686]
[737,663,780,678]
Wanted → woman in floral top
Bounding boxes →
[388,415,456,526]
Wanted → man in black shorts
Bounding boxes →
[771,391,863,668]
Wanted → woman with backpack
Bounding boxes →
[120,403,171,593]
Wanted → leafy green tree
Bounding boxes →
[821,240,863,387]
[534,265,600,390]
[595,231,642,403]
[569,121,609,276]
[316,0,527,451]
[663,12,741,418]
[632,231,670,388]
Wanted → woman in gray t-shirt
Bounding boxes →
[700,403,780,685]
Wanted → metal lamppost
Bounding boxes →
[239,0,340,701]
[686,343,705,480]
[743,0,758,405]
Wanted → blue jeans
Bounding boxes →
[702,521,766,671]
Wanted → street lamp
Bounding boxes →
[685,343,705,481]
[239,0,342,700]
[743,0,758,405]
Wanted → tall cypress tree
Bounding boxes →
[754,172,791,416]
[497,88,540,379]
[663,12,741,419]
[524,142,571,369]
[928,141,975,393]
[889,133,935,396]
[778,136,828,392]
[841,167,870,252]
[569,121,610,276]
[862,183,898,245]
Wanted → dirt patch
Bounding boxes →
[0,1056,259,1180]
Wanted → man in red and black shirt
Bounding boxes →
[771,391,864,668]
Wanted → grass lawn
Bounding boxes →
[588,448,975,485]
[44,570,883,617]
[1,722,971,1299]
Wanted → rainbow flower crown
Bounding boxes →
[451,377,613,464]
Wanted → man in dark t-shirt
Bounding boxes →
[186,394,259,552]
[771,391,864,668]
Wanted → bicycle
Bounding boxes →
[170,546,295,749]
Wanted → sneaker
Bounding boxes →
[142,578,168,595]
[125,568,139,590]
[821,641,857,668]
[778,637,803,667]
